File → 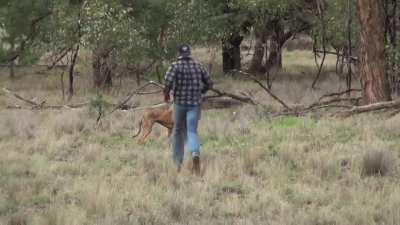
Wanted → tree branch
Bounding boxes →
[314,49,358,62]
[233,70,292,111]
[318,89,362,101]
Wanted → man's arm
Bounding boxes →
[164,64,176,102]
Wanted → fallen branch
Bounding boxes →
[126,97,244,112]
[135,90,163,95]
[209,88,256,105]
[96,81,165,123]
[140,78,256,105]
[127,102,169,111]
[96,80,255,124]
[301,104,354,115]
[318,89,362,101]
[233,70,292,111]
[308,97,362,110]
[337,100,400,117]
[2,88,89,110]
[314,49,358,62]
[3,88,42,106]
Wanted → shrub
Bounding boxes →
[362,150,397,176]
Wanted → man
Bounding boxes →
[164,44,213,175]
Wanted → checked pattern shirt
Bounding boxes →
[165,57,213,106]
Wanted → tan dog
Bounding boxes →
[133,108,174,144]
[132,98,242,144]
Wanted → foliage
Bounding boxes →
[89,93,107,119]
[0,0,394,85]
[323,0,360,49]
[0,0,51,65]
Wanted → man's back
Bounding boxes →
[165,57,212,106]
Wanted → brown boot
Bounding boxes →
[192,156,200,176]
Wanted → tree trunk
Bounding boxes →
[265,20,292,73]
[136,66,141,86]
[93,48,102,88]
[9,60,15,79]
[384,0,399,94]
[222,45,232,73]
[358,0,391,104]
[9,39,15,79]
[346,0,353,94]
[60,70,65,101]
[156,64,162,83]
[68,44,80,100]
[249,28,267,73]
[272,21,285,70]
[93,45,114,89]
[266,38,283,72]
[222,32,243,73]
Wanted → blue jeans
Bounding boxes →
[172,104,201,167]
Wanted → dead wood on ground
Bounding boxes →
[2,88,89,110]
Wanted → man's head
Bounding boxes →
[177,44,191,58]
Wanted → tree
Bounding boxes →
[85,0,222,87]
[42,0,85,99]
[0,0,51,78]
[357,0,391,104]
[220,2,247,73]
[383,0,399,94]
[83,0,125,90]
[195,0,252,73]
[245,0,313,76]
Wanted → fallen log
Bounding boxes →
[3,88,42,106]
[209,88,255,105]
[307,97,362,110]
[2,88,90,110]
[336,100,400,117]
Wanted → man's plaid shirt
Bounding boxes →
[165,57,213,106]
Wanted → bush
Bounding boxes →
[361,150,397,176]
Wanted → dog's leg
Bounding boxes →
[137,120,154,144]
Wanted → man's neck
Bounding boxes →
[177,56,192,61]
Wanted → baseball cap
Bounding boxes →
[178,44,191,57]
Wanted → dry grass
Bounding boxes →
[1,50,400,225]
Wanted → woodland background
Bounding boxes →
[1,1,400,225]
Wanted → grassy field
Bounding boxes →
[1,50,400,225]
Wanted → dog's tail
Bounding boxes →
[132,119,143,138]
